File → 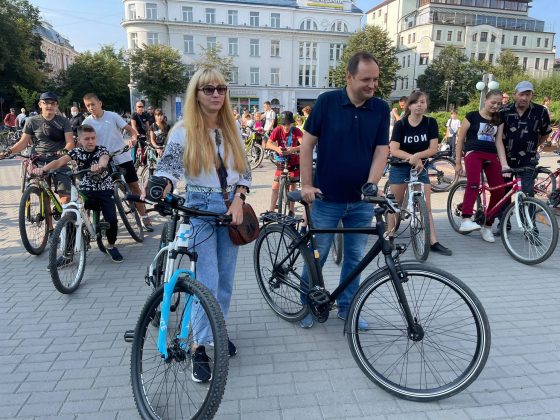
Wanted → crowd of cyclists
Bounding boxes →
[0,51,558,390]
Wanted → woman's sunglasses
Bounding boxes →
[198,85,228,96]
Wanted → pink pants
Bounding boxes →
[461,151,505,226]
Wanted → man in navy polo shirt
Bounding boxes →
[298,51,390,329]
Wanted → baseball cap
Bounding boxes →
[280,111,295,125]
[39,92,59,102]
[514,81,534,93]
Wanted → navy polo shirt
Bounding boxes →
[304,88,389,202]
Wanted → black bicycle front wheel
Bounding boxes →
[428,157,459,192]
[254,223,316,322]
[347,262,491,402]
[19,185,49,255]
[49,213,87,294]
[411,195,430,261]
[114,181,144,243]
[130,277,229,420]
[248,143,264,170]
[447,181,484,233]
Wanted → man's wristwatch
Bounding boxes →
[235,192,246,202]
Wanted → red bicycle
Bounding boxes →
[533,150,560,208]
[447,165,558,265]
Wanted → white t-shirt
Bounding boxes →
[83,111,132,164]
[264,109,276,132]
[446,118,461,136]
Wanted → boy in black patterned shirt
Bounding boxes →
[33,124,124,262]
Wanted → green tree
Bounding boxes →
[128,44,189,108]
[0,0,47,106]
[49,45,130,112]
[494,50,524,81]
[13,85,39,111]
[417,46,487,110]
[329,25,399,98]
[194,44,234,81]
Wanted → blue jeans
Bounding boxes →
[186,191,239,345]
[303,199,374,312]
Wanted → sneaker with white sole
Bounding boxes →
[480,227,495,243]
[459,219,482,233]
[191,346,211,382]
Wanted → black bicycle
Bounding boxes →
[253,185,491,401]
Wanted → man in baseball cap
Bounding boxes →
[500,80,551,201]
[39,92,59,102]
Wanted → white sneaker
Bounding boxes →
[459,219,481,233]
[480,227,495,243]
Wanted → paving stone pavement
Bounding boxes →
[1,154,559,420]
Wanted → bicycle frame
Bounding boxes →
[403,169,425,223]
[28,176,64,221]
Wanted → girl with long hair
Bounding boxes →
[455,90,507,242]
[153,67,251,382]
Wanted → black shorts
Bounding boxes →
[118,160,139,183]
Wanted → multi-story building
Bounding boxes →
[34,21,78,73]
[121,0,362,118]
[367,0,556,99]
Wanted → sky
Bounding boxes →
[29,0,560,56]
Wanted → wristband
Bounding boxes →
[235,192,246,202]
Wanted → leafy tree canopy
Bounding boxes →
[329,25,399,98]
[128,44,189,108]
[194,44,234,81]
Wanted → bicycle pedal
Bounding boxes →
[123,330,134,343]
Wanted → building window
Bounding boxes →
[472,33,477,42]
[522,36,526,46]
[400,36,404,45]
[182,6,193,22]
[535,58,540,69]
[271,13,280,28]
[300,19,318,30]
[457,31,462,42]
[147,32,159,45]
[330,43,344,61]
[207,37,216,50]
[491,34,496,42]
[471,52,475,60]
[489,53,494,63]
[184,35,194,54]
[230,67,238,84]
[250,67,260,85]
[146,3,157,20]
[271,40,280,57]
[478,53,486,61]
[420,53,429,65]
[480,32,488,42]
[522,57,527,70]
[228,10,238,25]
[250,11,259,27]
[412,33,416,42]
[402,56,406,67]
[537,38,541,47]
[130,32,138,49]
[405,78,409,89]
[407,55,410,67]
[447,31,452,41]
[545,38,549,48]
[228,38,238,56]
[544,58,549,70]
[271,68,280,85]
[298,64,317,87]
[299,42,317,60]
[501,34,505,44]
[250,39,260,57]
[206,8,215,24]
[436,30,442,41]
[331,21,348,32]
[513,35,518,45]
[408,34,411,43]
[128,3,136,19]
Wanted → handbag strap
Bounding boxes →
[214,129,232,208]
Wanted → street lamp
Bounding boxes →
[476,74,500,110]
[444,80,455,112]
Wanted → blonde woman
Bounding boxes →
[151,67,251,382]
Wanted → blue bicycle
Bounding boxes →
[125,193,231,420]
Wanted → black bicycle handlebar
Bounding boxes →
[126,194,232,223]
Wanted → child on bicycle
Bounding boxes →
[388,91,452,256]
[266,111,302,216]
[32,124,124,262]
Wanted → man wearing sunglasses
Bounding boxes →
[2,92,75,227]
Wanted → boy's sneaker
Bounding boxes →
[459,219,481,233]
[142,216,154,233]
[107,247,124,263]
[191,346,212,382]
[480,227,495,243]
[228,340,237,357]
